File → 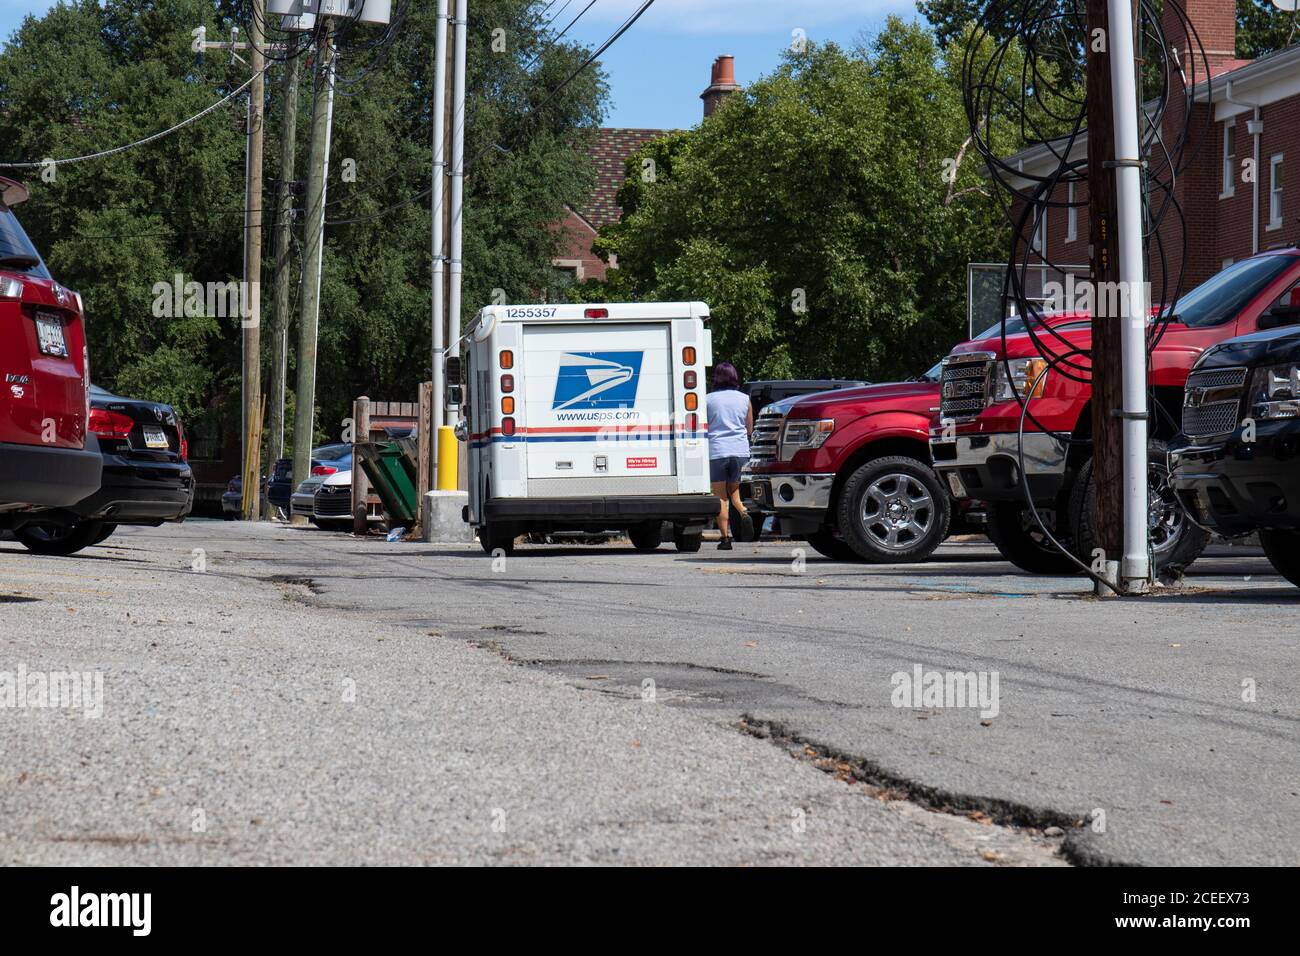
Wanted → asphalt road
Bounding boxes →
[3,521,1295,865]
[1,522,1064,866]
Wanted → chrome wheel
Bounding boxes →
[860,473,934,551]
[1148,464,1186,558]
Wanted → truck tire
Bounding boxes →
[14,520,106,557]
[1260,529,1300,588]
[479,523,516,556]
[800,529,862,562]
[836,456,951,563]
[672,527,702,552]
[629,521,663,552]
[984,501,1080,575]
[1069,441,1209,578]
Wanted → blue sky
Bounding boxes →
[0,1,922,128]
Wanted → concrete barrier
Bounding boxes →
[422,490,474,544]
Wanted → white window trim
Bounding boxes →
[1220,122,1236,200]
[1031,209,1048,259]
[1066,182,1077,242]
[1267,153,1284,231]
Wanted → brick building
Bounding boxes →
[551,56,741,285]
[1004,3,1299,303]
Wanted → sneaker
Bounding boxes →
[717,536,733,551]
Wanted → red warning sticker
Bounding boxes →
[626,457,658,469]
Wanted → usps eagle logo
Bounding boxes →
[552,352,643,410]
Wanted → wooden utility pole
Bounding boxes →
[267,34,300,513]
[291,28,337,526]
[241,0,267,521]
[1085,0,1125,577]
[352,396,371,535]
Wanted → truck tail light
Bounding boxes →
[684,392,698,411]
[684,370,697,389]
[682,346,696,365]
[585,308,609,319]
[501,396,514,414]
[499,350,513,369]
[177,422,188,461]
[88,407,134,439]
[501,417,516,437]
[685,412,698,432]
[500,373,514,393]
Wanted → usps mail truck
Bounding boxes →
[462,302,718,554]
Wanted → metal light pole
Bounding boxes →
[1106,0,1151,593]
[447,0,468,429]
[431,0,449,476]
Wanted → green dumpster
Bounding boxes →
[354,439,419,526]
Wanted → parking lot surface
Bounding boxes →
[3,522,1296,866]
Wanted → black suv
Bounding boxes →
[1170,312,1300,588]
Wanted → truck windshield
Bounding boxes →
[1168,255,1297,328]
[0,206,52,279]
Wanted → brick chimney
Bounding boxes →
[1163,0,1239,80]
[701,55,741,118]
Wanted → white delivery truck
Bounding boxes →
[461,302,718,554]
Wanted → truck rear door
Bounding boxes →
[522,322,676,482]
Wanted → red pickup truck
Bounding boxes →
[740,316,1055,561]
[0,177,100,525]
[929,250,1300,575]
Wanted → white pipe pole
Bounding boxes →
[431,0,449,464]
[1106,0,1150,591]
[448,0,467,427]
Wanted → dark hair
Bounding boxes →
[712,362,740,390]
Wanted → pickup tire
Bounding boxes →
[1069,441,1209,578]
[1260,529,1300,588]
[836,456,951,563]
[984,501,1081,575]
[801,529,862,562]
[629,521,663,552]
[13,520,106,557]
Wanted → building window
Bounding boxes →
[1031,209,1047,259]
[1269,154,1284,229]
[1222,122,1236,198]
[1066,182,1077,242]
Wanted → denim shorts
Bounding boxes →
[709,455,747,484]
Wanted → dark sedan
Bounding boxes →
[10,385,194,555]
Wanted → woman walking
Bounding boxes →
[706,362,753,550]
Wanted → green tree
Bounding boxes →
[583,21,1010,383]
[0,0,604,450]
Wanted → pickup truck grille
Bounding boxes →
[748,409,785,462]
[1182,366,1248,438]
[939,354,995,421]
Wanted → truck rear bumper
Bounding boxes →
[484,495,719,525]
[742,473,833,512]
[930,431,1067,503]
[0,439,101,510]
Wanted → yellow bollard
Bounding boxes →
[436,425,458,490]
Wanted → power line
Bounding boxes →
[524,0,599,71]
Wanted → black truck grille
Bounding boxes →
[1182,366,1248,438]
[748,410,785,462]
[313,486,353,517]
[939,354,994,421]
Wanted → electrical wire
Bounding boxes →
[959,0,1212,581]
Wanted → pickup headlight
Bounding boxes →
[994,358,1050,402]
[779,418,834,460]
[1251,364,1300,420]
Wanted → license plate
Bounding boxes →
[35,312,67,357]
[142,426,169,449]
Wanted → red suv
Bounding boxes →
[0,178,100,524]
